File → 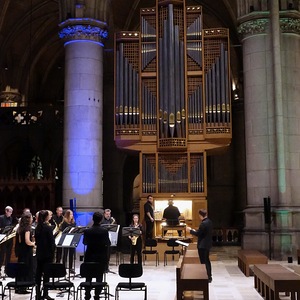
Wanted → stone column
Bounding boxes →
[237,1,300,258]
[59,0,109,226]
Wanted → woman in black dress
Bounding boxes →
[59,209,76,273]
[15,212,35,294]
[128,214,143,264]
[35,210,56,300]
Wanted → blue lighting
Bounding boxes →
[74,211,94,253]
[59,24,108,40]
[64,39,104,47]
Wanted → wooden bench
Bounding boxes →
[183,249,199,264]
[238,249,268,276]
[176,256,209,300]
[253,264,300,300]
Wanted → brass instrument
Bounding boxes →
[131,235,138,245]
[0,224,18,245]
[130,224,140,245]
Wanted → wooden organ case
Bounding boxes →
[114,0,231,236]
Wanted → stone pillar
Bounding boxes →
[237,1,300,258]
[58,0,109,225]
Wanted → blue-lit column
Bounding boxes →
[59,19,108,225]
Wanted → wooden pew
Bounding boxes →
[253,264,300,300]
[297,249,300,265]
[237,249,268,276]
[176,256,209,300]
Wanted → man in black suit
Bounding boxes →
[83,212,111,300]
[187,209,213,283]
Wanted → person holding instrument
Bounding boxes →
[59,209,76,274]
[15,212,35,294]
[35,210,56,300]
[0,206,17,277]
[101,209,116,225]
[128,214,143,265]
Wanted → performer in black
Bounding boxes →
[35,210,56,300]
[187,209,213,283]
[15,212,35,294]
[0,206,17,277]
[52,206,64,263]
[83,212,111,300]
[101,209,116,225]
[128,214,143,265]
[144,195,154,239]
[163,199,182,236]
[59,209,76,273]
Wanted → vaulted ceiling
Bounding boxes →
[0,0,241,104]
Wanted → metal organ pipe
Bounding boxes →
[205,43,229,126]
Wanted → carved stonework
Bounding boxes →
[238,19,269,39]
[238,17,300,40]
[59,19,108,43]
[280,18,300,34]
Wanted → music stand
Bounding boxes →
[101,224,118,232]
[56,232,83,279]
[122,227,141,237]
[100,224,120,275]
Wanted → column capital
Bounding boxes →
[59,18,108,44]
[280,17,300,34]
[238,18,268,40]
[238,11,300,41]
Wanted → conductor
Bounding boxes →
[83,212,111,300]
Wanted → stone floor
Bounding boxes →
[2,246,299,300]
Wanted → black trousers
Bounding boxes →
[130,242,142,265]
[145,221,154,239]
[0,239,13,272]
[198,248,212,279]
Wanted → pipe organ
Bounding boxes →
[114,0,232,233]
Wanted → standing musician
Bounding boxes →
[59,209,76,273]
[52,206,64,263]
[101,209,116,225]
[35,210,56,300]
[100,208,116,270]
[0,206,17,277]
[128,214,143,265]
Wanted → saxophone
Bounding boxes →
[131,224,139,245]
[131,235,138,245]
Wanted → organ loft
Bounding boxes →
[114,0,231,235]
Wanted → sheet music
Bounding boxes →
[62,234,73,246]
[109,225,120,246]
[0,234,6,242]
[175,240,189,247]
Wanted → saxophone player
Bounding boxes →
[52,206,64,263]
[100,209,116,270]
[128,214,143,265]
[101,209,116,225]
[0,206,18,277]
